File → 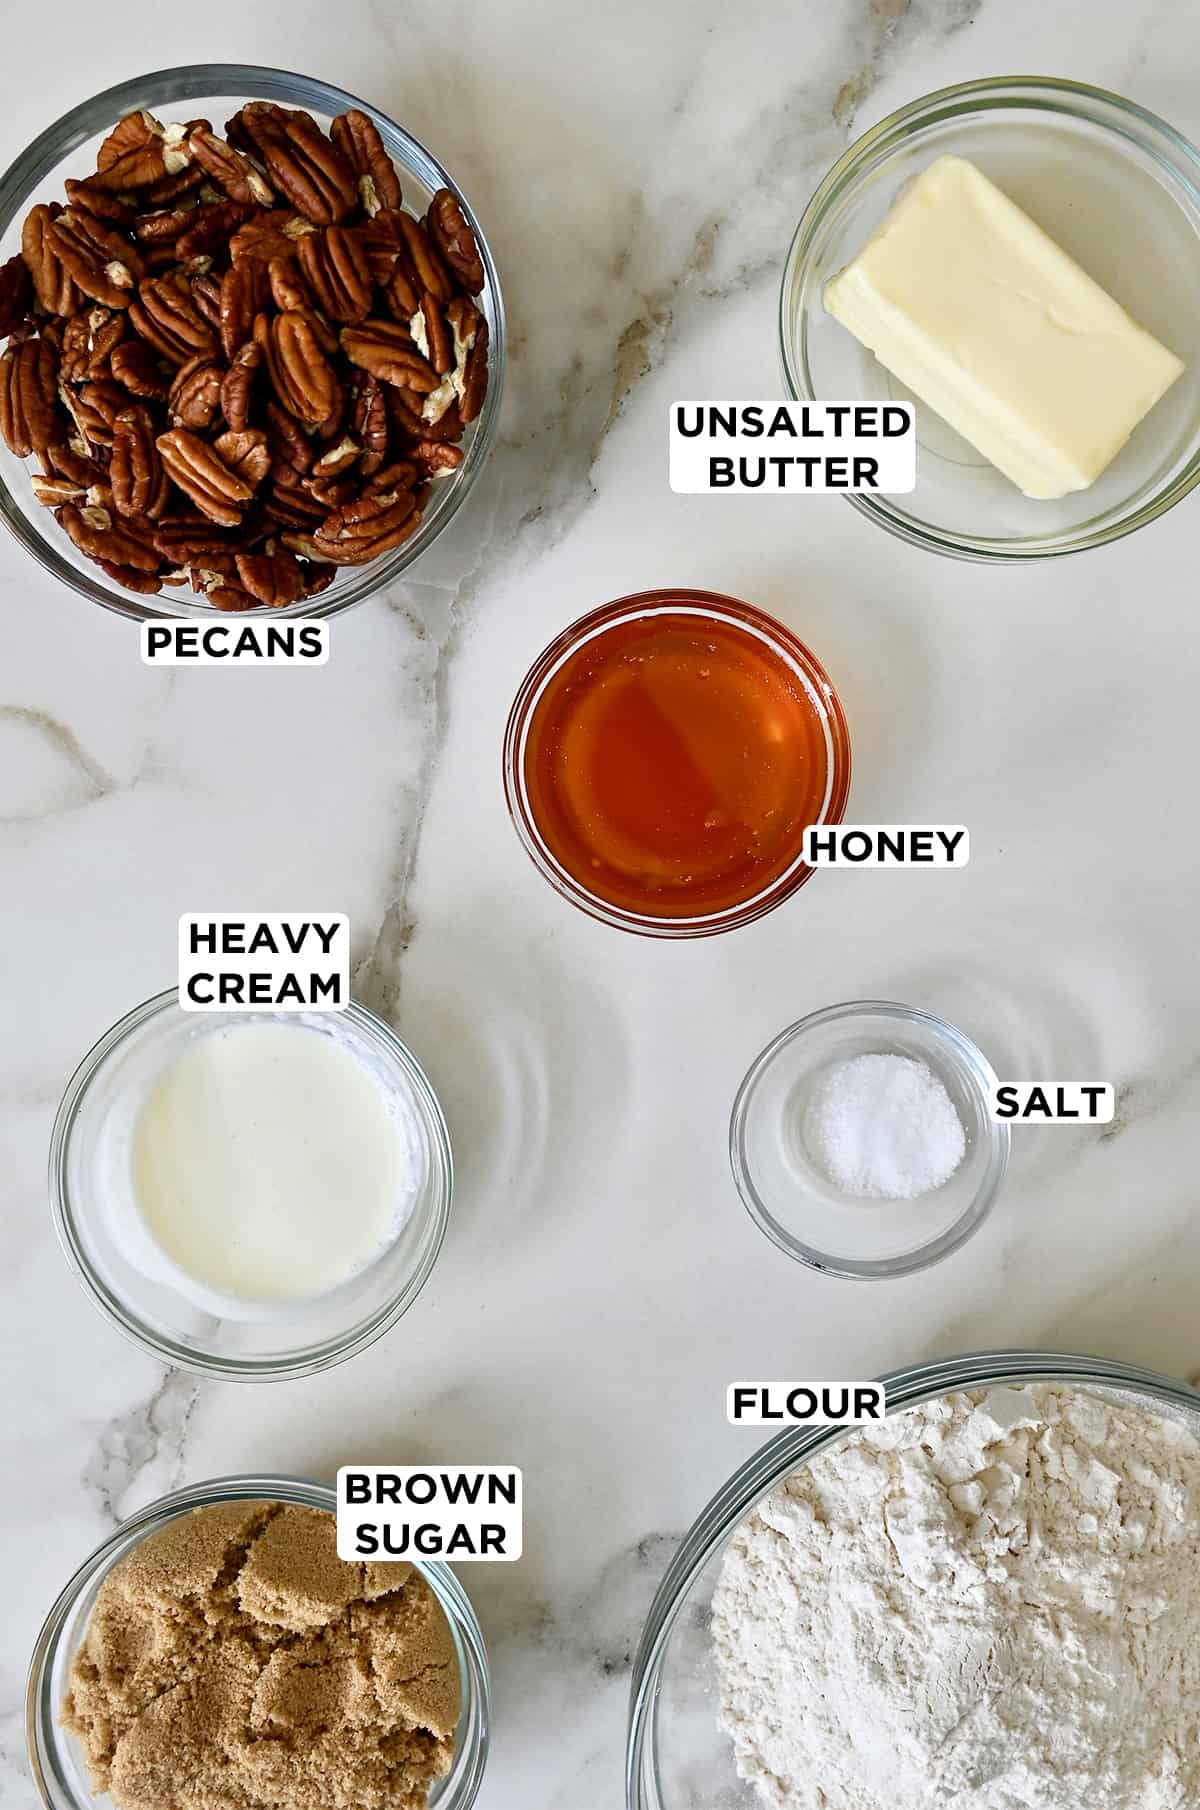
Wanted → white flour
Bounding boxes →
[711,1386,1200,1808]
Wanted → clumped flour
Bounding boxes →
[64,1501,459,1810]
[712,1386,1200,1809]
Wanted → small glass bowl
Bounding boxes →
[0,64,505,621]
[27,1474,490,1810]
[626,1351,1200,1810]
[48,989,453,1379]
[730,1000,1008,1278]
[502,589,851,939]
[780,77,1200,561]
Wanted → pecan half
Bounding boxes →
[59,500,161,570]
[235,547,306,606]
[330,110,402,216]
[109,337,170,400]
[259,310,340,424]
[168,353,223,428]
[129,273,219,364]
[412,438,464,478]
[359,208,410,284]
[83,138,173,194]
[218,259,269,359]
[152,515,241,563]
[31,473,87,506]
[264,397,314,474]
[67,378,130,447]
[213,427,270,490]
[349,368,388,473]
[392,211,453,304]
[229,208,315,265]
[111,405,170,518]
[267,255,312,316]
[412,293,452,374]
[340,320,437,391]
[313,488,420,563]
[133,204,198,247]
[21,205,81,316]
[93,557,163,595]
[48,209,143,309]
[64,179,138,225]
[175,200,257,262]
[98,111,161,171]
[190,271,224,333]
[43,438,106,488]
[427,188,484,292]
[0,339,59,456]
[261,465,327,529]
[220,339,262,432]
[237,107,357,225]
[187,127,274,207]
[0,253,33,338]
[61,307,126,383]
[310,433,360,479]
[157,427,253,524]
[296,225,371,323]
[382,262,420,321]
[458,317,489,424]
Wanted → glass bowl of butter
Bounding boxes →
[781,77,1200,560]
[48,989,453,1379]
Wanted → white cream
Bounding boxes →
[824,154,1185,499]
[119,1020,420,1312]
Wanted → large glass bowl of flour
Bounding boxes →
[625,1350,1200,1810]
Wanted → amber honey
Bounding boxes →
[507,592,850,932]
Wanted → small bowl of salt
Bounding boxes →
[729,1000,1008,1278]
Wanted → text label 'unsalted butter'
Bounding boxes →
[991,1083,1115,1124]
[669,401,915,494]
[727,1383,888,1426]
[337,1466,523,1561]
[178,913,349,1010]
[141,622,329,665]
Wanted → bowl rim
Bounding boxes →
[626,1348,1200,1810]
[0,63,506,620]
[501,587,852,939]
[47,987,454,1379]
[26,1472,490,1810]
[729,999,1010,1278]
[779,74,1200,563]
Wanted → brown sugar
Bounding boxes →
[63,1501,460,1810]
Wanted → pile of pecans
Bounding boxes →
[0,101,488,609]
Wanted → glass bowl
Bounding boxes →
[0,64,505,620]
[48,989,453,1379]
[626,1349,1200,1810]
[780,77,1200,561]
[27,1474,490,1810]
[502,590,851,939]
[729,1000,1008,1278]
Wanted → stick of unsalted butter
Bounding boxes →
[824,155,1185,500]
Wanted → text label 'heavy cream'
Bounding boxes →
[727,1383,887,1426]
[991,1083,1115,1124]
[804,825,969,867]
[337,1466,523,1561]
[178,913,349,1011]
[141,622,329,665]
[670,401,915,493]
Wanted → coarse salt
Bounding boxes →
[802,1051,965,1199]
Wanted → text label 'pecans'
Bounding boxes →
[727,1383,888,1426]
[337,1466,523,1561]
[179,912,349,1010]
[669,401,915,494]
[142,622,329,665]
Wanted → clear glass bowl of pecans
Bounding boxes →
[0,65,505,620]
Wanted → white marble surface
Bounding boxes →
[5,2,1200,1805]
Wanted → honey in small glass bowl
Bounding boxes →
[503,590,851,937]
